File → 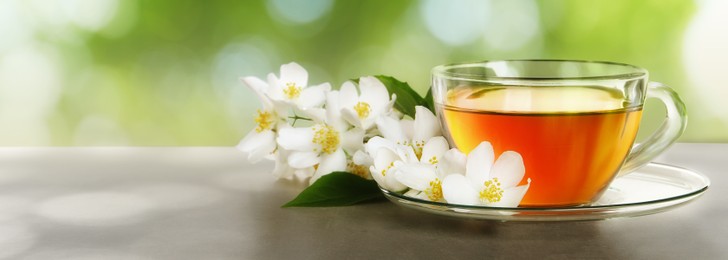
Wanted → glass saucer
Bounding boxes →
[381,163,710,221]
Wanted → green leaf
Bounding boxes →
[424,87,435,113]
[282,172,384,207]
[373,75,425,118]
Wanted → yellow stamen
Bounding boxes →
[254,110,274,133]
[312,124,340,154]
[353,102,371,119]
[425,178,443,201]
[347,162,369,179]
[479,178,504,203]
[412,140,425,160]
[428,156,438,165]
[381,161,394,176]
[283,82,301,99]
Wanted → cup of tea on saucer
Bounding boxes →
[432,60,687,207]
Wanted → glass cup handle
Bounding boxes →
[618,82,688,177]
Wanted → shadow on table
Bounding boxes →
[249,180,628,259]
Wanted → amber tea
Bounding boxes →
[432,60,686,207]
[440,86,643,207]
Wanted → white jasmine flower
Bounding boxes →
[277,90,365,184]
[339,77,396,130]
[390,137,457,201]
[376,106,442,159]
[265,62,330,119]
[236,76,285,163]
[365,107,456,195]
[438,148,467,178]
[441,142,531,207]
[392,162,444,201]
[347,149,378,180]
[365,136,410,192]
[411,136,450,167]
[271,148,314,180]
[346,153,372,180]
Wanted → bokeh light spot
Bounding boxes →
[62,0,119,31]
[0,46,62,145]
[683,0,728,123]
[420,0,490,46]
[481,0,541,51]
[35,192,153,226]
[212,39,279,124]
[0,0,33,52]
[267,0,333,24]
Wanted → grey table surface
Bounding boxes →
[0,143,725,259]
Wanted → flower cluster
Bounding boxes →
[363,107,531,207]
[237,62,531,207]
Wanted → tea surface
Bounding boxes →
[441,86,642,206]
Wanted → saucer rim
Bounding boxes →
[380,162,710,221]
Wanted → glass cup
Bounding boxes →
[431,60,687,207]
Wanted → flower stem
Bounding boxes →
[289,115,312,126]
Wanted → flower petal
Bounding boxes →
[404,189,421,197]
[297,107,327,123]
[412,106,442,143]
[277,127,315,151]
[358,76,389,110]
[240,76,273,109]
[490,151,526,188]
[372,147,399,171]
[341,108,363,129]
[352,150,372,166]
[399,118,414,141]
[241,76,267,94]
[420,136,450,165]
[293,167,315,181]
[287,151,320,169]
[385,169,408,192]
[341,127,364,155]
[395,144,419,163]
[297,83,329,109]
[324,90,350,129]
[269,99,292,118]
[490,179,531,207]
[442,174,479,206]
[465,141,495,186]
[359,116,377,130]
[238,130,276,163]
[440,148,467,176]
[404,190,429,200]
[386,93,397,112]
[326,90,341,116]
[394,163,438,191]
[310,149,347,184]
[370,165,387,187]
[279,62,308,87]
[371,147,408,192]
[236,129,268,153]
[265,72,284,101]
[272,150,295,179]
[375,116,406,143]
[370,165,407,192]
[339,81,359,108]
[236,130,276,162]
[364,136,397,157]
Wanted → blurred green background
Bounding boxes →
[1,0,726,145]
